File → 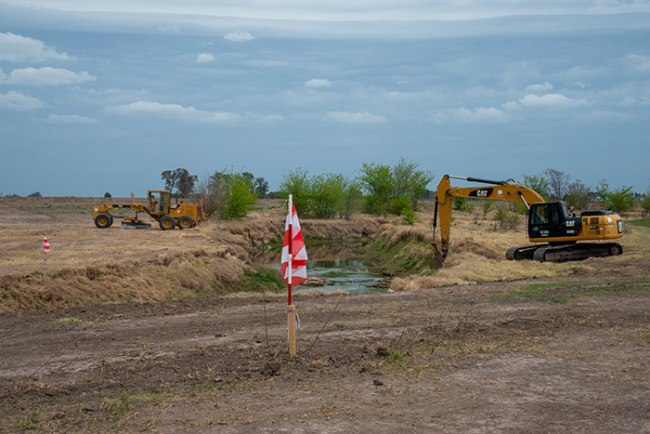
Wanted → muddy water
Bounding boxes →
[302,260,386,294]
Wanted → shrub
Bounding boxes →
[494,209,519,230]
[641,187,650,214]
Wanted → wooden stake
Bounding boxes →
[288,305,297,357]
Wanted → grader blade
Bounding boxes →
[121,221,151,229]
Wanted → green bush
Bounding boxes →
[494,209,519,230]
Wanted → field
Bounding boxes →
[1,196,650,433]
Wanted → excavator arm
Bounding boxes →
[431,175,545,268]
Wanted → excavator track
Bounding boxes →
[507,243,623,263]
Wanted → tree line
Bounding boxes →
[521,168,647,213]
[160,158,433,220]
[158,164,650,220]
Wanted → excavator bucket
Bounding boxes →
[430,243,445,269]
[430,251,445,269]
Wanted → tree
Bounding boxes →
[340,177,363,220]
[359,162,394,215]
[544,168,570,201]
[27,191,42,198]
[596,179,635,213]
[310,173,347,219]
[254,177,269,198]
[161,168,198,198]
[392,157,433,212]
[278,168,312,215]
[104,192,112,198]
[521,173,549,199]
[641,186,650,214]
[565,180,592,210]
[223,173,257,219]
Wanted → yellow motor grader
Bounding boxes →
[93,190,207,230]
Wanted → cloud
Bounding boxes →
[197,53,215,63]
[620,96,636,107]
[46,114,99,124]
[525,82,553,92]
[430,112,450,125]
[327,111,387,124]
[0,91,46,111]
[258,114,285,124]
[306,79,332,88]
[224,31,256,42]
[627,54,650,71]
[454,107,509,123]
[105,101,240,123]
[589,110,633,122]
[0,32,71,62]
[518,93,588,109]
[4,67,95,86]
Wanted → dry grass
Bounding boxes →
[0,197,646,311]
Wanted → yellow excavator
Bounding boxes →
[431,175,624,268]
[93,190,207,230]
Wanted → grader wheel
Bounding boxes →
[177,215,195,230]
[159,215,176,231]
[94,213,113,229]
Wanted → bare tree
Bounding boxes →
[544,168,571,201]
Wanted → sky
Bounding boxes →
[1,1,649,197]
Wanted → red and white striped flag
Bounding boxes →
[43,234,50,265]
[281,203,308,286]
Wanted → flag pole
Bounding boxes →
[287,194,297,357]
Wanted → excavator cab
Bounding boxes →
[528,202,574,240]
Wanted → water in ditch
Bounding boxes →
[261,243,388,294]
[298,259,387,294]
[265,259,387,295]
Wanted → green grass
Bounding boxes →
[627,219,650,228]
[495,280,650,304]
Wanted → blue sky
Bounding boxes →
[1,1,649,197]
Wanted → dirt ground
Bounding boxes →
[1,197,649,433]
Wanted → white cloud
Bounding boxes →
[156,26,181,34]
[4,67,95,86]
[327,111,387,124]
[525,82,553,92]
[589,110,633,122]
[430,112,450,125]
[518,93,588,109]
[258,114,285,124]
[224,31,256,42]
[306,79,332,88]
[502,101,521,110]
[0,91,46,111]
[0,32,71,62]
[627,54,650,71]
[105,101,240,123]
[197,53,215,63]
[620,96,636,107]
[47,114,99,124]
[454,107,509,123]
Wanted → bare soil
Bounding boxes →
[1,197,649,433]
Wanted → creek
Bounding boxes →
[261,243,388,294]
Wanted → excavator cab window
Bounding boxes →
[528,202,569,239]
